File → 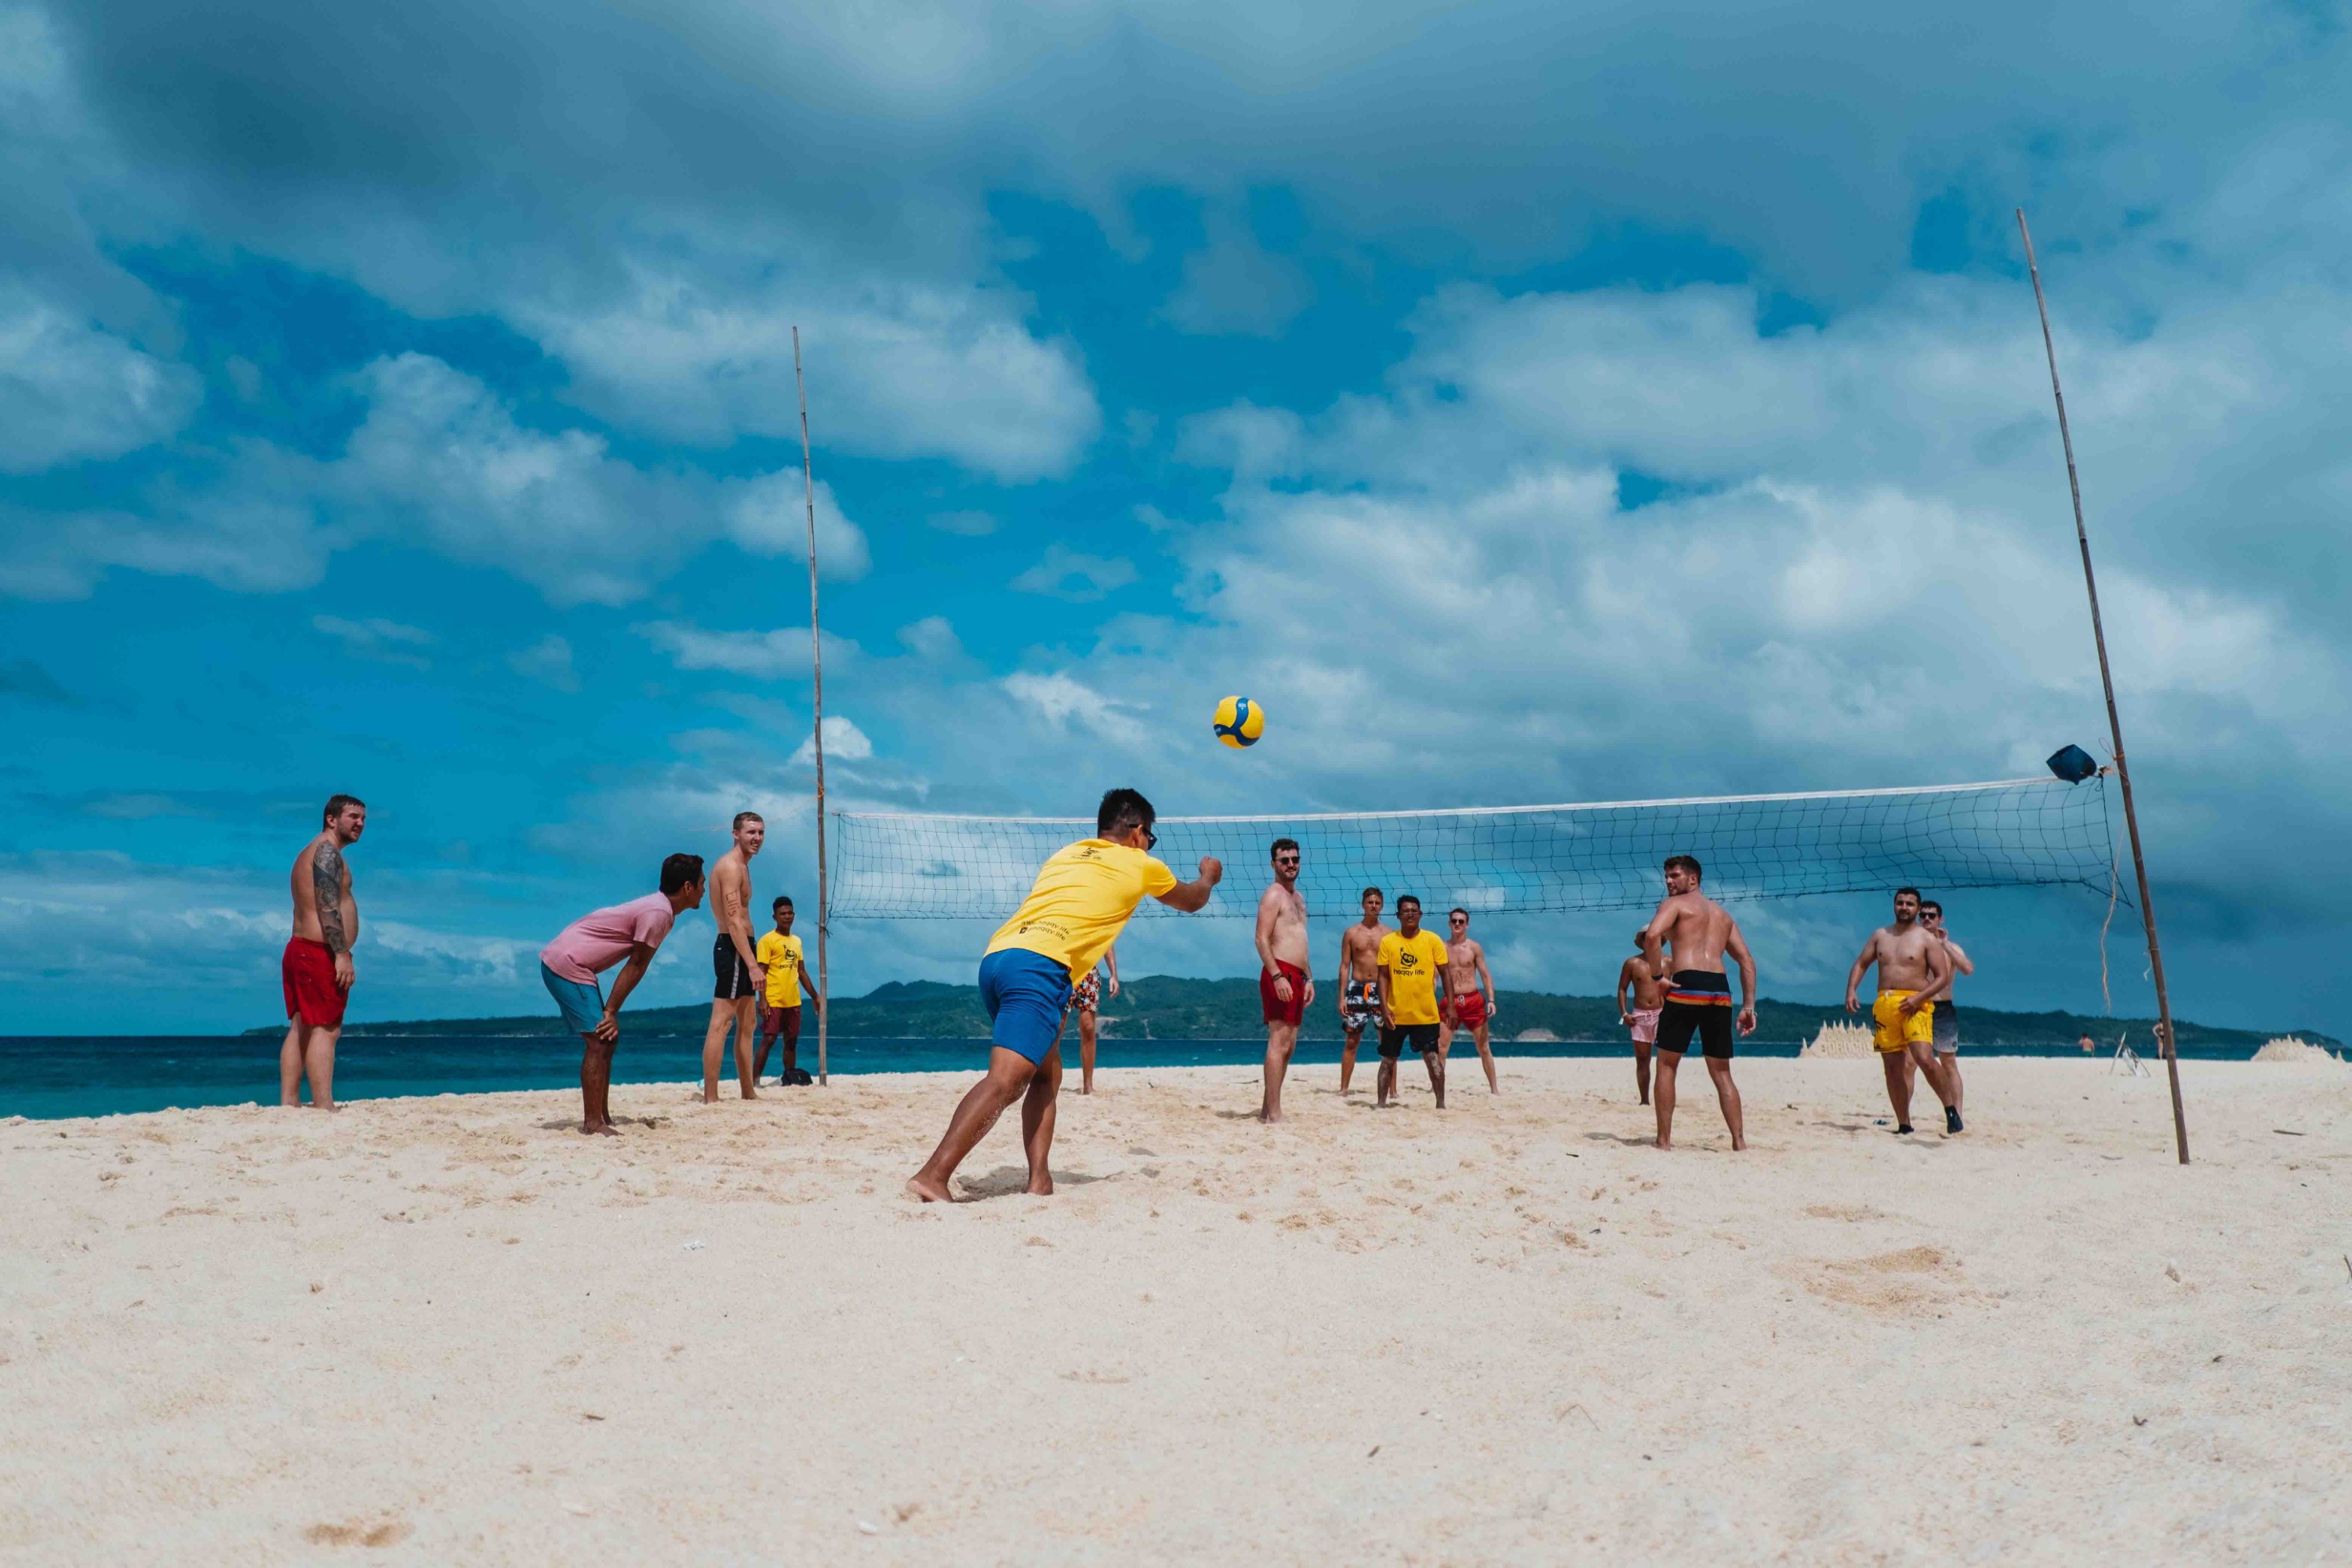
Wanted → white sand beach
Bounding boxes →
[2,1055,2347,1564]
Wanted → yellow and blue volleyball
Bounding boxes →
[1212,695,1265,749]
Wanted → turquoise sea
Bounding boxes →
[0,1032,2228,1120]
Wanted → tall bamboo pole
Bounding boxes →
[793,326,829,1087]
[2016,209,2188,1164]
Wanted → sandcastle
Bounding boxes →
[2249,1036,2341,1064]
[1800,1021,1875,1058]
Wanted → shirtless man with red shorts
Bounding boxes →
[1256,837,1312,1123]
[1440,908,1500,1094]
[281,794,365,1110]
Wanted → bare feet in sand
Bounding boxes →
[906,1175,954,1203]
[1027,1174,1054,1196]
[583,1120,621,1137]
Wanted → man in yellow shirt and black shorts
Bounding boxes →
[908,789,1221,1202]
[753,895,819,1086]
[1375,895,1453,1110]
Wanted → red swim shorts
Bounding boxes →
[282,937,347,1028]
[1451,992,1490,1029]
[1259,962,1307,1025]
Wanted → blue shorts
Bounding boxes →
[978,947,1072,1065]
[542,962,606,1036]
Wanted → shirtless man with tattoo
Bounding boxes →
[1256,838,1313,1123]
[1440,909,1500,1094]
[702,811,766,1103]
[281,794,365,1110]
[1615,928,1667,1105]
[1334,887,1390,1094]
[1845,887,1963,1135]
[1639,855,1757,1150]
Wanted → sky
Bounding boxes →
[3,0,2347,1039]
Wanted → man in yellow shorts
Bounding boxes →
[1842,887,1962,1135]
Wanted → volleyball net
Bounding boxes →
[827,774,2118,920]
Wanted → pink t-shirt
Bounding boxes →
[540,893,677,982]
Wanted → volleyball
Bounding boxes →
[1212,695,1265,749]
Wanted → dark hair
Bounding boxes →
[1097,787,1156,839]
[660,853,706,895]
[1361,887,1382,902]
[1270,837,1300,860]
[1894,886,1922,902]
[1918,898,1942,916]
[1634,926,1649,945]
[323,793,365,826]
[732,811,764,832]
[1396,894,1421,911]
[773,895,794,911]
[1449,907,1469,920]
[1664,854,1701,880]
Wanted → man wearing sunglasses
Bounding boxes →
[1440,908,1501,1094]
[909,787,1221,1202]
[1912,899,1973,1120]
[1255,837,1313,1122]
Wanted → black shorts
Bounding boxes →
[1378,1022,1440,1060]
[1657,970,1735,1060]
[713,936,757,1001]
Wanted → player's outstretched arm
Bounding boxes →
[1726,921,1759,1035]
[1844,935,1876,1012]
[1156,857,1223,913]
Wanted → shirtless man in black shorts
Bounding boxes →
[1639,855,1757,1151]
[1333,887,1390,1094]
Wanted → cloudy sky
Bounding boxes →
[4,0,2347,1038]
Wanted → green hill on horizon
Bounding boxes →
[263,975,2337,1053]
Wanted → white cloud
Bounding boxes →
[311,613,436,669]
[792,714,875,767]
[0,285,201,472]
[897,615,964,660]
[1001,671,1149,748]
[635,619,859,681]
[1011,543,1138,602]
[508,633,579,691]
[516,270,1102,482]
[720,474,871,579]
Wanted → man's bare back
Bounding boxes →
[1646,889,1734,976]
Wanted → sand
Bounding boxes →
[2,1055,2347,1565]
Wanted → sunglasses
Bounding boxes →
[1142,827,1158,850]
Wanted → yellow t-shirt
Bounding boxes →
[754,931,805,1007]
[985,840,1178,982]
[1377,929,1450,1025]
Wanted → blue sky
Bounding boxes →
[3,0,2347,1038]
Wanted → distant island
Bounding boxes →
[252,975,2336,1052]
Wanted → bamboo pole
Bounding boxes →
[2016,209,2189,1164]
[793,326,829,1087]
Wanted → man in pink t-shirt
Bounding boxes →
[540,853,706,1135]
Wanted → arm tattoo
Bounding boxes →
[313,844,349,955]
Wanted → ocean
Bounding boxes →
[0,1032,2226,1120]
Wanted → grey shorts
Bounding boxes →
[1932,1003,1958,1052]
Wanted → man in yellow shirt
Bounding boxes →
[1375,895,1453,1110]
[908,788,1221,1202]
[753,895,819,1086]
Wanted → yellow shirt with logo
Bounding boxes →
[1377,929,1450,1025]
[985,840,1178,982]
[754,931,806,1007]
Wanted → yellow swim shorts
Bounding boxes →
[1872,990,1935,1053]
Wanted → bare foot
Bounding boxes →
[1026,1173,1054,1196]
[906,1174,954,1203]
[1731,1136,1748,1151]
[702,1087,719,1104]
[582,1120,621,1137]
[741,1087,760,1099]
[1653,1138,1672,1151]
[1260,1110,1283,1124]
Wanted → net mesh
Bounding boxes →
[829,775,2116,920]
